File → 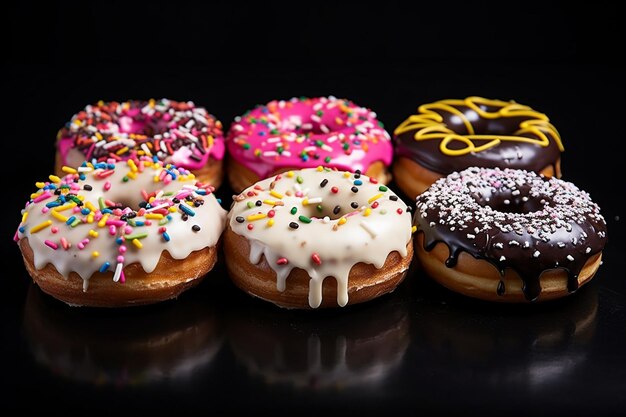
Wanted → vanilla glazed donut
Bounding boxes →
[224,167,414,308]
[226,96,393,192]
[414,167,607,302]
[15,158,226,307]
[393,96,564,197]
[56,99,225,187]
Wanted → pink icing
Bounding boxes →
[58,99,225,171]
[226,97,392,178]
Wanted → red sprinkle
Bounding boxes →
[371,201,379,209]
[331,186,339,194]
[158,227,167,233]
[397,208,403,214]
[267,209,276,218]
[369,177,378,184]
[276,257,289,265]
[247,224,254,230]
[311,253,322,265]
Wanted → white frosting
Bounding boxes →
[228,167,412,308]
[17,159,226,290]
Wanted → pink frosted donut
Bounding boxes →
[56,99,226,187]
[225,96,393,191]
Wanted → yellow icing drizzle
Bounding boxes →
[394,96,564,156]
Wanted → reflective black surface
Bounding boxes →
[4,3,626,414]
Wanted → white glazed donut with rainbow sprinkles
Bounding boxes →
[224,166,414,309]
[15,157,226,307]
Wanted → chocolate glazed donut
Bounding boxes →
[393,97,564,197]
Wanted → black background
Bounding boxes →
[3,2,626,415]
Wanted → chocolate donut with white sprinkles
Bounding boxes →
[414,167,607,302]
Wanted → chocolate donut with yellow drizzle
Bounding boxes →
[392,97,564,197]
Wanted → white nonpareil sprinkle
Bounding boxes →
[533,250,541,258]
[567,255,575,261]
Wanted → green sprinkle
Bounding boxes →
[296,176,304,184]
[315,140,324,147]
[316,110,324,117]
[70,217,81,227]
[316,204,323,212]
[298,215,312,224]
[243,143,251,150]
[343,143,350,150]
[247,201,254,209]
[380,209,387,215]
[127,219,137,227]
[124,232,148,240]
[290,207,297,215]
[324,156,331,163]
[122,176,129,182]
[158,217,170,226]
[98,196,106,210]
[270,129,280,135]
[379,185,388,192]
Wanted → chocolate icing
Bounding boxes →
[394,98,563,175]
[414,168,607,301]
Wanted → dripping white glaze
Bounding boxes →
[16,159,226,290]
[228,167,412,308]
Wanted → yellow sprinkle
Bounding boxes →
[85,201,97,212]
[21,212,29,224]
[363,208,372,217]
[98,214,109,228]
[145,213,164,220]
[77,195,84,201]
[50,210,68,222]
[49,175,61,183]
[261,200,277,206]
[338,217,347,225]
[287,171,294,178]
[316,166,324,172]
[62,166,77,174]
[116,146,130,155]
[247,213,267,221]
[31,220,52,233]
[127,159,138,172]
[92,251,100,258]
[89,229,99,238]
[270,190,284,199]
[149,98,156,107]
[302,198,309,206]
[95,132,103,140]
[343,172,351,177]
[266,218,275,227]
[132,238,143,249]
[35,182,46,189]
[154,175,160,183]
[368,193,384,204]
[53,203,76,212]
[148,196,156,204]
[412,225,417,233]
[168,206,177,212]
[74,119,82,125]
[87,213,95,223]
[127,171,137,179]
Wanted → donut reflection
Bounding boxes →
[23,283,223,386]
[412,281,598,389]
[226,296,410,390]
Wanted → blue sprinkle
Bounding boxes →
[81,208,91,215]
[354,179,363,186]
[94,163,107,169]
[179,204,196,216]
[354,140,361,145]
[166,170,177,180]
[166,214,172,220]
[66,216,76,225]
[116,237,124,245]
[259,131,266,136]
[301,155,309,162]
[99,261,111,273]
[19,226,25,233]
[153,156,159,163]
[134,220,145,226]
[79,174,86,181]
[81,161,88,167]
[195,189,206,195]
[217,198,222,205]
[102,208,113,214]
[43,184,57,190]
[162,232,171,242]
[107,163,115,169]
[46,201,61,208]
[59,195,66,203]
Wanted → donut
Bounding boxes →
[15,157,227,307]
[413,167,607,302]
[225,96,393,192]
[224,167,414,309]
[56,99,225,188]
[393,96,564,197]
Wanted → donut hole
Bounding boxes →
[444,105,519,136]
[105,190,147,212]
[469,184,546,214]
[297,194,371,221]
[117,108,169,136]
